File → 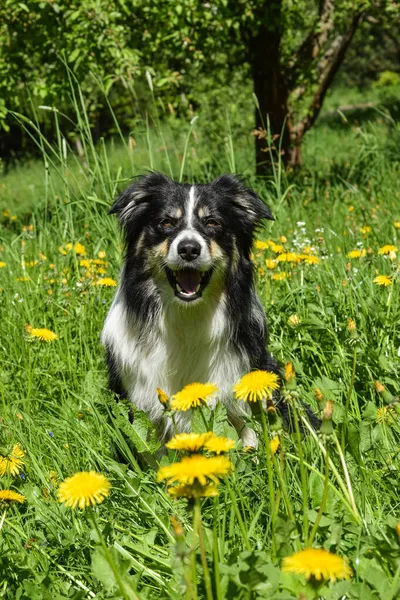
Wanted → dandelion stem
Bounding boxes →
[308,445,330,546]
[292,400,309,543]
[258,403,278,556]
[341,345,357,451]
[212,498,223,600]
[190,505,199,600]
[260,403,294,520]
[198,407,209,432]
[194,499,214,600]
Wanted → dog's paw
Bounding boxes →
[240,426,258,450]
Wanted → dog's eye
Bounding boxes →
[160,219,175,230]
[204,218,219,228]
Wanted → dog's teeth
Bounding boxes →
[195,284,201,293]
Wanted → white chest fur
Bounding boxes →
[101,290,251,432]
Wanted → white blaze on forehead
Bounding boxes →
[186,185,197,229]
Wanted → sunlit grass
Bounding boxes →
[0,87,399,598]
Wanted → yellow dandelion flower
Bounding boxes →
[378,245,397,255]
[276,252,301,264]
[93,278,117,287]
[374,381,385,394]
[156,388,169,405]
[266,259,278,270]
[346,249,366,259]
[170,382,218,411]
[280,235,287,243]
[285,362,295,383]
[348,206,354,212]
[299,254,320,265]
[58,471,111,509]
[254,240,270,251]
[98,251,106,259]
[270,242,284,253]
[360,225,371,235]
[281,548,352,582]
[270,437,280,455]
[302,246,315,255]
[0,444,25,477]
[166,432,213,452]
[157,454,231,486]
[58,246,67,256]
[234,371,280,402]
[347,318,356,332]
[168,483,219,498]
[314,388,324,403]
[373,275,392,286]
[0,490,26,504]
[79,259,91,268]
[73,243,86,256]
[258,267,266,277]
[288,314,301,327]
[376,406,395,425]
[272,272,288,281]
[0,262,6,268]
[394,221,400,229]
[204,434,235,454]
[29,328,58,342]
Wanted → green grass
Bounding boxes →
[0,86,400,599]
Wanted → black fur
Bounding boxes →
[104,172,317,436]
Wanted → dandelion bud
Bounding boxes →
[374,381,394,405]
[347,318,357,339]
[156,388,169,406]
[314,387,325,410]
[389,251,397,262]
[319,400,334,439]
[288,314,301,327]
[285,362,297,390]
[170,516,187,558]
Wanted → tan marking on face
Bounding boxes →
[153,239,169,258]
[198,206,210,218]
[210,240,224,260]
[175,208,182,218]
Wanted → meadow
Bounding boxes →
[0,87,399,599]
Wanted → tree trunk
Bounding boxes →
[248,1,290,175]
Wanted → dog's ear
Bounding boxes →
[109,172,171,224]
[214,174,274,225]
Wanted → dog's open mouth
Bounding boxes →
[166,268,212,302]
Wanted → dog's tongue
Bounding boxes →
[176,269,201,294]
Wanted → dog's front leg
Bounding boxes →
[228,414,258,450]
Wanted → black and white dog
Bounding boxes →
[102,172,282,448]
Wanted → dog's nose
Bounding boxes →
[177,239,201,262]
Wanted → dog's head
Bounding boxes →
[110,173,273,304]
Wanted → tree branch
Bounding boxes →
[288,0,335,80]
[292,11,364,139]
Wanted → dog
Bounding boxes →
[101,172,284,448]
